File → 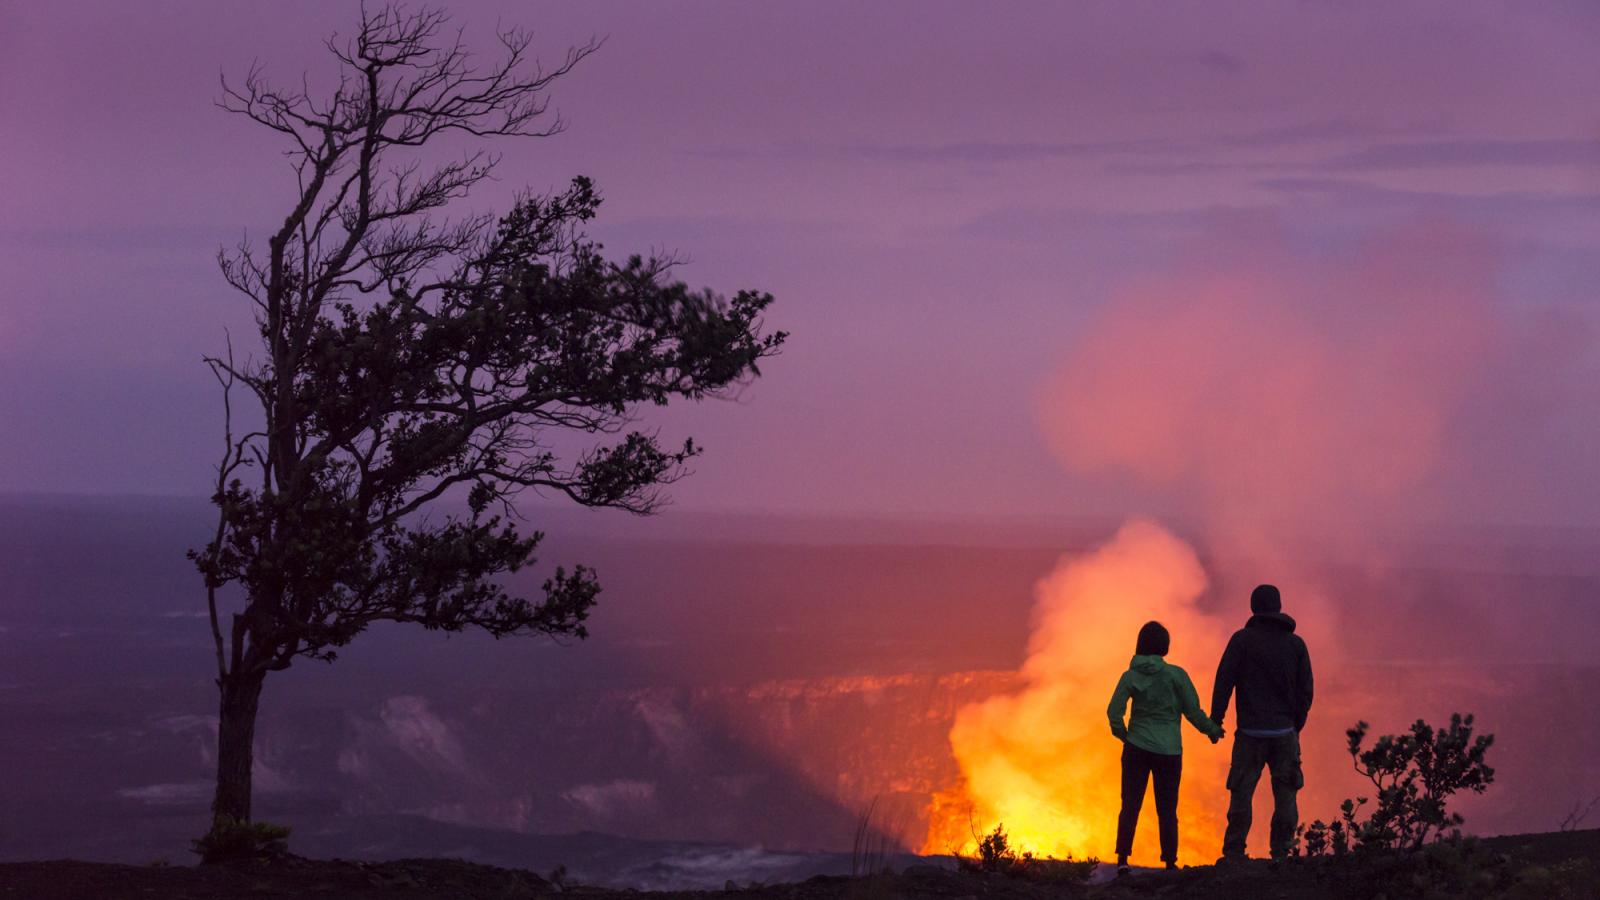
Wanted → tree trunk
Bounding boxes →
[212,669,265,826]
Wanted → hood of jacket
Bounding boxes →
[1126,653,1168,691]
[1246,611,1297,633]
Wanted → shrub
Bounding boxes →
[192,817,292,863]
[957,824,1097,883]
[1507,857,1600,900]
[1345,837,1512,899]
[1300,835,1598,900]
[972,822,1017,873]
[1301,713,1494,856]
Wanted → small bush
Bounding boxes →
[1297,835,1598,900]
[957,823,1097,883]
[1350,837,1512,899]
[192,817,292,863]
[1507,856,1600,900]
[1301,713,1494,856]
[972,822,1017,873]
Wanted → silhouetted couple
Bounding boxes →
[1106,584,1314,874]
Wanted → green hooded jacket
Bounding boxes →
[1107,654,1223,755]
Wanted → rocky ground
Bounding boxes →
[1,830,1595,899]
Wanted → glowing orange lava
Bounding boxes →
[923,520,1231,865]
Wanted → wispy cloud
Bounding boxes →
[1214,119,1390,148]
[380,695,468,773]
[1258,176,1600,214]
[116,781,210,807]
[0,223,241,252]
[1196,49,1246,75]
[1114,138,1600,177]
[953,179,1600,251]
[693,138,1189,164]
[955,204,1269,241]
[1321,138,1600,170]
[561,779,658,818]
[694,122,1448,169]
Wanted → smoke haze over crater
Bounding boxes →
[929,220,1598,860]
[3,2,1599,527]
[1038,221,1587,537]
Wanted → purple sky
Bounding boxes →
[2,1,1598,526]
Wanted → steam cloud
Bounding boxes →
[1038,222,1502,548]
[925,521,1228,862]
[929,222,1554,863]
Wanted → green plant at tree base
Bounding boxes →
[1299,713,1494,857]
[192,817,292,863]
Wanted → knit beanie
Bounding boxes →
[1251,583,1282,614]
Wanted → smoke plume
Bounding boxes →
[928,222,1554,863]
[924,520,1227,862]
[1038,222,1500,551]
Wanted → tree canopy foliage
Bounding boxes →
[189,4,783,832]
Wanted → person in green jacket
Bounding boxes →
[1107,620,1224,874]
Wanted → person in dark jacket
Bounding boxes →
[1210,584,1313,861]
[1107,620,1224,874]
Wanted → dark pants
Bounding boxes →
[1116,742,1182,863]
[1223,732,1303,859]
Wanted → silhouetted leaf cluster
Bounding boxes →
[1300,713,1495,856]
[193,176,782,672]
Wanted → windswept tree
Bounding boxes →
[190,5,783,843]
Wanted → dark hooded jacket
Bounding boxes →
[1209,612,1313,733]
